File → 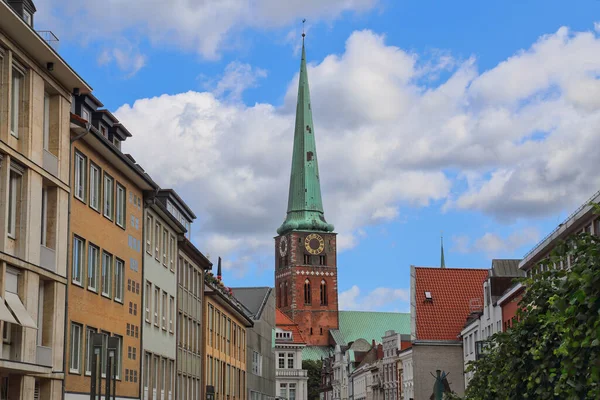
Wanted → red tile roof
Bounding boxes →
[414,267,488,341]
[276,309,306,344]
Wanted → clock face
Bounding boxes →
[279,236,288,257]
[304,233,325,255]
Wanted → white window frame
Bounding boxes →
[85,327,96,376]
[43,92,50,150]
[101,251,112,298]
[115,258,124,302]
[74,152,86,201]
[154,222,160,260]
[70,323,82,373]
[161,291,167,330]
[114,335,123,379]
[81,107,91,122]
[11,65,24,138]
[116,184,126,227]
[103,173,114,220]
[146,214,153,253]
[169,235,175,271]
[87,244,99,292]
[162,228,168,266]
[7,167,22,238]
[89,163,101,211]
[169,296,174,333]
[145,281,151,323]
[72,236,84,285]
[41,186,48,246]
[23,10,32,26]
[154,287,160,326]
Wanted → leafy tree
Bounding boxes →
[303,359,323,400]
[462,232,599,399]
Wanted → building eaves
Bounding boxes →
[179,237,211,270]
[145,195,187,235]
[157,189,197,220]
[205,282,253,327]
[490,259,524,277]
[0,1,92,93]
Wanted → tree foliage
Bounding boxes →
[463,232,600,399]
[303,359,323,400]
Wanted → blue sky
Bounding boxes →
[37,0,600,311]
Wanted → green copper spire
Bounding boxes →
[277,37,334,236]
[441,234,446,268]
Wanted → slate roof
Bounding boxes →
[302,310,410,360]
[414,267,488,341]
[231,287,272,319]
[489,259,524,278]
[276,309,306,345]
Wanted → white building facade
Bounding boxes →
[275,328,308,400]
[397,349,413,400]
[381,331,401,400]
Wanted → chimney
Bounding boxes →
[217,257,222,281]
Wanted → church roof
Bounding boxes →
[302,310,410,360]
[277,38,334,236]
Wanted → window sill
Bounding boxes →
[10,131,19,139]
[101,293,111,300]
[114,298,124,305]
[145,319,151,324]
[87,287,98,293]
[69,369,82,375]
[72,281,84,288]
[116,222,126,231]
[103,214,114,222]
[74,196,86,205]
[89,205,101,214]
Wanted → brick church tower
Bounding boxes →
[275,35,339,346]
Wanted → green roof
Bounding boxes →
[302,311,411,360]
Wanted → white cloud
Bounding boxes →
[207,62,268,103]
[339,285,410,311]
[35,0,378,60]
[97,40,147,77]
[115,26,600,276]
[452,228,540,256]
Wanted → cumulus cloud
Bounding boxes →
[339,285,410,311]
[35,0,378,60]
[115,26,600,276]
[97,40,147,78]
[452,228,540,256]
[206,62,268,103]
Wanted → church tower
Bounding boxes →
[275,36,339,346]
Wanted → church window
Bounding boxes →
[319,255,326,265]
[320,280,328,306]
[304,254,310,264]
[304,279,311,305]
[284,282,288,307]
[277,283,282,308]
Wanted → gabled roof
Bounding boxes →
[413,266,488,341]
[231,287,272,320]
[276,309,306,345]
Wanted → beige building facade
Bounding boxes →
[0,1,90,399]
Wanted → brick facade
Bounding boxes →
[275,232,339,346]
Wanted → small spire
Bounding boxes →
[302,18,306,39]
[440,233,446,269]
[217,257,222,281]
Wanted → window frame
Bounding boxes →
[89,162,101,211]
[154,222,160,260]
[70,322,82,374]
[85,326,97,376]
[87,243,99,292]
[7,167,23,238]
[169,295,175,333]
[116,183,126,228]
[101,251,113,298]
[154,286,160,326]
[145,281,151,324]
[161,291,167,331]
[103,172,114,220]
[146,214,153,254]
[10,65,25,138]
[72,236,85,286]
[74,151,87,202]
[114,258,125,303]
[169,235,175,272]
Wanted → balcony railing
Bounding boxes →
[36,31,59,51]
[36,345,52,367]
[276,369,308,377]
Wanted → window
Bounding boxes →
[319,255,326,265]
[116,184,126,227]
[154,287,160,326]
[11,66,24,138]
[23,9,32,25]
[74,152,86,201]
[251,351,262,375]
[169,296,175,333]
[146,214,153,252]
[162,291,167,330]
[287,352,295,369]
[289,383,296,400]
[100,331,109,377]
[70,323,82,373]
[87,244,99,291]
[103,174,114,219]
[115,259,124,302]
[8,168,22,237]
[169,235,175,271]
[162,228,168,266]
[304,279,311,305]
[320,280,328,305]
[81,107,91,122]
[280,383,287,399]
[102,252,112,298]
[278,353,285,369]
[284,281,288,307]
[114,335,123,379]
[86,163,100,211]
[72,236,84,285]
[85,327,96,375]
[43,92,50,150]
[145,281,151,323]
[155,222,160,259]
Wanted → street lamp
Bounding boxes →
[107,336,120,400]
[91,333,103,400]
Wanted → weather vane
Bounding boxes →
[302,18,306,38]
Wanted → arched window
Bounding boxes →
[320,280,328,305]
[304,279,311,305]
[284,281,288,307]
[278,282,282,308]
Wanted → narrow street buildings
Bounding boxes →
[275,309,308,400]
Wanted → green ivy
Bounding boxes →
[460,232,600,400]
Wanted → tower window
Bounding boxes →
[320,280,328,306]
[278,283,282,308]
[320,327,323,335]
[319,255,326,265]
[304,279,311,305]
[304,254,310,265]
[284,282,288,307]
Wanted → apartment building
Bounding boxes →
[178,236,212,400]
[205,269,253,400]
[274,308,307,400]
[142,190,187,400]
[66,93,158,399]
[0,1,91,398]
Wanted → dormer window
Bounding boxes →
[100,125,108,138]
[112,137,121,150]
[81,108,91,123]
[275,331,292,340]
[23,10,32,26]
